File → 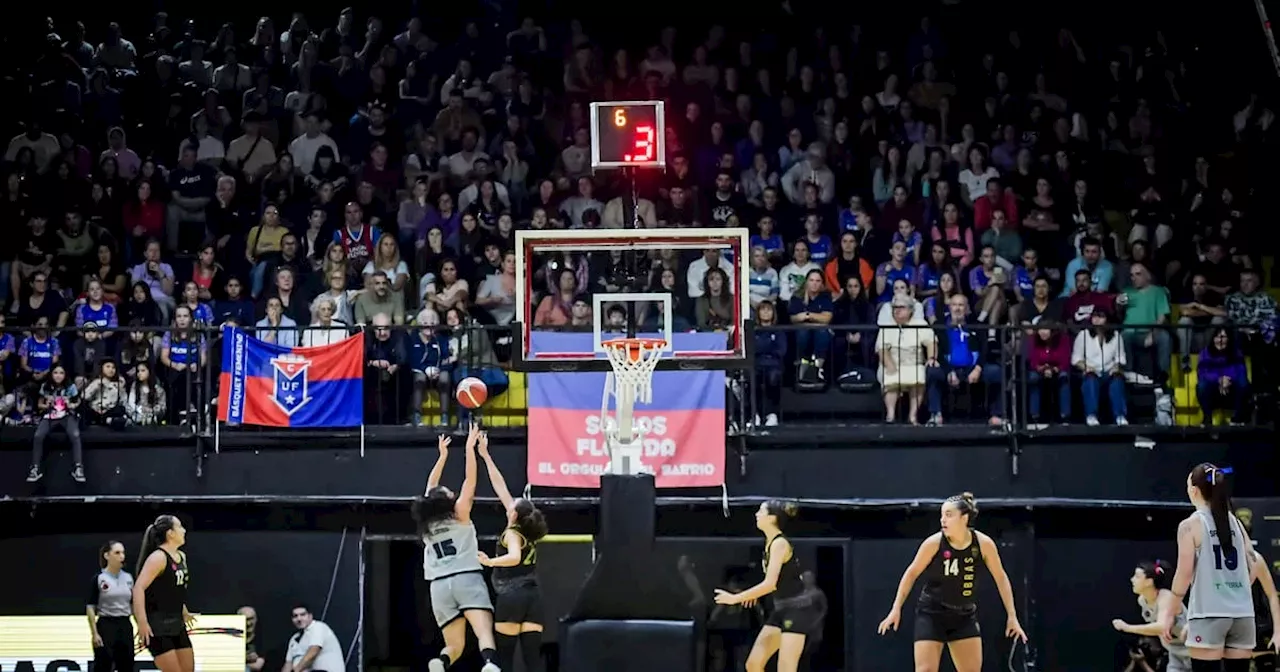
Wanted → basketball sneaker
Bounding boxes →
[428,659,446,672]
[481,663,501,672]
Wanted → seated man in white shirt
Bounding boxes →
[285,605,345,672]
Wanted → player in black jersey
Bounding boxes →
[1238,508,1280,670]
[475,432,549,672]
[878,492,1027,672]
[714,500,819,672]
[131,515,195,672]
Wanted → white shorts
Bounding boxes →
[429,571,493,627]
[1186,617,1256,650]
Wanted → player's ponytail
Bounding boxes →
[411,487,457,539]
[513,498,549,543]
[136,515,177,575]
[1191,463,1236,553]
[764,499,800,530]
[946,492,979,525]
[1138,559,1174,591]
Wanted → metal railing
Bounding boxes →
[0,319,1271,434]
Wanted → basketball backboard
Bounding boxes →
[512,227,753,372]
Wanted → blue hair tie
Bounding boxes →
[1219,467,1233,475]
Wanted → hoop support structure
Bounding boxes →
[600,338,665,476]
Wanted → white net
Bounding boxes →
[601,338,666,405]
[600,339,666,474]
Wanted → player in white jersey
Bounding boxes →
[1113,559,1192,671]
[411,425,501,672]
[1161,463,1260,672]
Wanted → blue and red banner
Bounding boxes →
[527,332,726,488]
[216,326,365,428]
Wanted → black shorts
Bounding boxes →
[914,610,980,643]
[146,632,192,657]
[1257,626,1275,655]
[494,579,543,625]
[764,601,823,636]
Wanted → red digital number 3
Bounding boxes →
[624,125,655,162]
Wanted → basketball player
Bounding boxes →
[413,426,501,672]
[1112,559,1192,671]
[475,431,549,672]
[1251,548,1280,668]
[1159,463,1261,671]
[88,540,135,672]
[1237,508,1280,670]
[877,492,1028,672]
[132,515,195,672]
[712,500,819,672]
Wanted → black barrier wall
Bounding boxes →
[1,434,1276,503]
[3,500,1271,672]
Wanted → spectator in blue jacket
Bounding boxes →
[1195,327,1250,426]
[925,294,1004,426]
[752,301,786,427]
[212,276,254,326]
[409,308,453,427]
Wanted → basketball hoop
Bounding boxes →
[601,337,667,404]
[599,337,666,476]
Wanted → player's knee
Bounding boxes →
[745,651,769,672]
[913,663,939,672]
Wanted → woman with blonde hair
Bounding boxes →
[877,295,935,424]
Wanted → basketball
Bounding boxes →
[455,377,488,409]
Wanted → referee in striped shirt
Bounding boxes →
[87,540,135,672]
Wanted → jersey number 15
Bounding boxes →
[432,539,458,559]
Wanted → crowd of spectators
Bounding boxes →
[3,7,1278,468]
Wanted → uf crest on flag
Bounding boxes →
[271,354,312,415]
[217,326,364,428]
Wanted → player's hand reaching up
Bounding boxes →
[877,609,900,635]
[1005,616,1027,642]
[466,422,482,448]
[477,430,491,459]
[437,434,451,455]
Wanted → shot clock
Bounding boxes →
[589,100,667,169]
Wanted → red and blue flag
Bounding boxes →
[216,326,364,428]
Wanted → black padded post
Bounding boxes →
[560,619,697,672]
[562,475,697,668]
[597,473,655,552]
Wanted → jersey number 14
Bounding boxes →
[943,558,960,576]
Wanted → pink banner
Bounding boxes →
[526,407,726,488]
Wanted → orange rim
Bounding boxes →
[602,338,668,363]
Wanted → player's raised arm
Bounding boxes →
[878,533,940,634]
[425,434,451,493]
[978,531,1027,642]
[454,424,481,522]
[477,430,515,510]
